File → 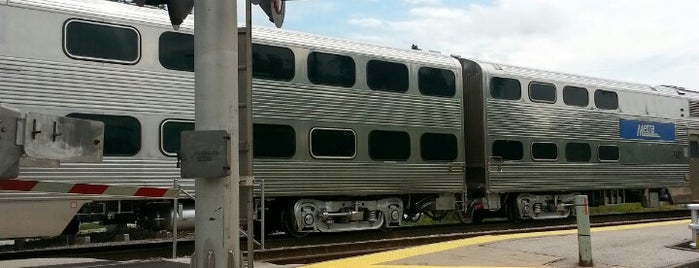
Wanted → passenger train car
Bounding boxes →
[0,0,695,239]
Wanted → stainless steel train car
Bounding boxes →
[0,0,465,238]
[459,59,693,222]
[0,0,695,239]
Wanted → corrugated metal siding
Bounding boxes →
[487,162,687,192]
[0,56,194,115]
[484,99,689,192]
[253,161,464,196]
[486,99,687,144]
[2,0,465,200]
[253,80,461,129]
[690,101,699,118]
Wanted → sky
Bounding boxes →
[240,0,699,90]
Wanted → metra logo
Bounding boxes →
[637,124,660,138]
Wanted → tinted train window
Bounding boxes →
[253,44,295,81]
[532,143,558,160]
[598,145,620,162]
[160,120,194,156]
[308,52,355,87]
[563,86,589,107]
[369,130,410,161]
[529,82,556,103]
[418,67,456,97]
[566,142,591,162]
[367,60,409,93]
[691,141,699,159]
[421,133,458,161]
[159,32,194,72]
[594,90,619,110]
[254,124,295,158]
[64,20,140,64]
[492,140,523,160]
[310,128,355,158]
[67,113,141,156]
[490,77,521,100]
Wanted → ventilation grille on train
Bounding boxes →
[690,101,699,117]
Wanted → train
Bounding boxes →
[1,0,697,239]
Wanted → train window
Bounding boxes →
[308,52,355,87]
[369,130,410,161]
[64,19,140,64]
[594,90,619,110]
[563,86,589,107]
[598,145,620,162]
[67,113,141,156]
[531,143,558,161]
[160,119,194,156]
[367,60,409,93]
[565,142,591,162]
[254,124,296,158]
[492,140,523,160]
[310,128,356,159]
[253,44,295,81]
[529,82,556,103]
[691,141,699,159]
[490,77,521,100]
[421,133,458,161]
[418,67,456,97]
[159,32,194,72]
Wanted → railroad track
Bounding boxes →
[0,210,690,264]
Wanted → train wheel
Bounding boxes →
[378,212,393,232]
[505,197,522,223]
[280,208,309,238]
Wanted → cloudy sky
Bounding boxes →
[242,0,699,90]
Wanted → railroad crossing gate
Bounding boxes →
[0,104,104,179]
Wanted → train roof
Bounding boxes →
[9,0,690,94]
[7,0,459,68]
[466,58,688,97]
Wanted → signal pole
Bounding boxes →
[193,0,239,267]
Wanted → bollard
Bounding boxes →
[687,204,699,249]
[575,195,593,267]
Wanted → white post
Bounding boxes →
[687,204,699,249]
[193,0,239,266]
[575,195,593,267]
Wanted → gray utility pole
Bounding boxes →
[193,0,239,267]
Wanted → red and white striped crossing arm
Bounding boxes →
[0,179,179,198]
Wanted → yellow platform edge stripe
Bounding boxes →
[300,219,690,268]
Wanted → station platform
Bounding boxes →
[303,219,699,268]
[2,219,697,268]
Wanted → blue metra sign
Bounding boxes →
[619,119,675,141]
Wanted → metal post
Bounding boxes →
[688,204,699,248]
[193,0,239,266]
[575,195,593,267]
[260,178,265,250]
[172,196,178,259]
[243,1,255,267]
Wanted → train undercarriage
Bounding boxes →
[2,187,683,240]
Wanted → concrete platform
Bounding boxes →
[0,257,296,268]
[3,220,697,268]
[303,219,699,268]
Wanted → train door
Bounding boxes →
[690,133,699,202]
